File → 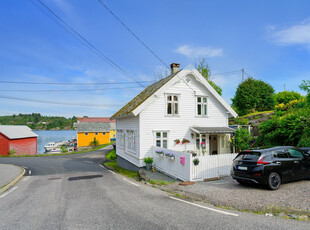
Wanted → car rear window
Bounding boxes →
[235,151,261,161]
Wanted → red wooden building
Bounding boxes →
[0,125,38,156]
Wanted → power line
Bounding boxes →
[31,0,144,87]
[210,70,241,76]
[0,80,152,85]
[0,86,144,92]
[0,95,123,108]
[97,0,169,70]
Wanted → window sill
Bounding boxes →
[195,116,209,118]
[165,115,180,117]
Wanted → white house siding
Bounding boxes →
[140,74,229,158]
[116,116,141,167]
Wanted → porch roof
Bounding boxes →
[190,126,235,134]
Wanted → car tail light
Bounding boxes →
[257,158,270,165]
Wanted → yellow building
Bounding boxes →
[75,122,114,147]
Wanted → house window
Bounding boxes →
[167,95,179,115]
[127,130,136,152]
[102,132,106,135]
[117,130,124,148]
[195,134,206,150]
[197,96,207,116]
[155,131,168,148]
[85,132,88,136]
[95,132,98,135]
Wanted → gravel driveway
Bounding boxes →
[162,176,310,215]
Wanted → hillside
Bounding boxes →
[0,113,77,130]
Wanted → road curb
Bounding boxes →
[0,165,25,195]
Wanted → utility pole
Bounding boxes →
[284,83,286,91]
[241,68,244,81]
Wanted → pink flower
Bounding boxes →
[201,142,205,145]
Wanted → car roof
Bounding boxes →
[246,146,296,153]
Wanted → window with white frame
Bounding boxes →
[166,95,179,115]
[117,130,124,148]
[127,130,136,152]
[197,96,207,116]
[155,131,168,148]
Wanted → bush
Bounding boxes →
[274,91,302,105]
[89,137,99,148]
[106,150,116,160]
[144,157,153,164]
[231,128,253,151]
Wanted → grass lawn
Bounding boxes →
[104,160,139,179]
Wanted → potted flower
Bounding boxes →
[155,150,164,156]
[144,157,153,170]
[191,152,197,157]
[201,142,206,148]
[168,153,175,160]
[193,158,200,166]
[174,139,181,144]
[182,138,190,144]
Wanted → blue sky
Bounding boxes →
[0,0,310,118]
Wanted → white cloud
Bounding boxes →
[269,19,310,46]
[174,45,223,58]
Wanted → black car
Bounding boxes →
[231,146,310,190]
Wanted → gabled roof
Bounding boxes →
[110,71,179,120]
[78,117,115,123]
[110,68,237,119]
[0,125,38,139]
[75,122,115,133]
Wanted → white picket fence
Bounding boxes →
[152,146,237,182]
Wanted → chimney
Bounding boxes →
[170,63,180,75]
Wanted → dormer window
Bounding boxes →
[197,96,207,116]
[167,94,179,116]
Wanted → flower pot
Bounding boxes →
[193,160,199,166]
[146,163,152,170]
[170,156,175,160]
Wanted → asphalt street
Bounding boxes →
[0,146,309,230]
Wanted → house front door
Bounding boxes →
[209,135,218,155]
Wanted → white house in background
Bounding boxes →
[110,63,238,171]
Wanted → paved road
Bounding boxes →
[0,147,309,230]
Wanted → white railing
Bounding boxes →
[191,153,237,181]
[152,146,237,182]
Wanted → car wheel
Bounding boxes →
[267,172,281,190]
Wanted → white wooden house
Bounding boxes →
[110,63,238,171]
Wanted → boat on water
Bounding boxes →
[44,141,68,152]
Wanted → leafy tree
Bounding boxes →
[231,128,253,151]
[299,80,310,104]
[196,58,222,95]
[274,91,302,105]
[231,78,275,116]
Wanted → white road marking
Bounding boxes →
[23,177,29,181]
[123,178,139,187]
[169,196,239,217]
[22,166,28,169]
[0,187,18,198]
[28,170,32,175]
[99,165,105,169]
[84,161,93,164]
[108,170,116,175]
[81,156,88,158]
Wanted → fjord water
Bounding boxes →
[33,130,76,153]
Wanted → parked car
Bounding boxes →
[300,147,310,154]
[231,146,310,190]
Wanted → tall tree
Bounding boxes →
[232,78,275,116]
[299,80,310,104]
[196,58,222,95]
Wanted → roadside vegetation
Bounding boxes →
[106,149,116,160]
[104,160,139,179]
